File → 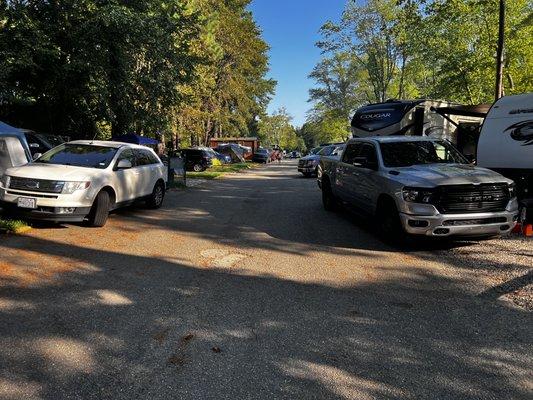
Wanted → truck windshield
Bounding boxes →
[35,144,118,169]
[380,140,468,168]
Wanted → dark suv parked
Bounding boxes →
[182,149,212,172]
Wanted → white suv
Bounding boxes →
[0,140,167,227]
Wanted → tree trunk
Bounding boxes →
[495,0,505,101]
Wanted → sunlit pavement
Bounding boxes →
[0,161,531,400]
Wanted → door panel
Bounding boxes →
[353,143,379,214]
[134,149,159,197]
[336,143,362,204]
[114,149,139,202]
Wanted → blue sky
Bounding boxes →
[249,0,346,127]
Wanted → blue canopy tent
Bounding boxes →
[112,133,159,146]
[0,121,23,135]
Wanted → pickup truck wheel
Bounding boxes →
[87,191,110,227]
[377,201,406,244]
[322,181,337,212]
[147,182,165,209]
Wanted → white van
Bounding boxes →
[0,122,32,177]
[477,93,533,223]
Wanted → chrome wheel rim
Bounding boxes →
[154,186,163,205]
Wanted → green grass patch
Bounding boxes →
[187,171,224,180]
[187,162,258,180]
[0,219,31,234]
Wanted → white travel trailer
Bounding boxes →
[350,99,487,158]
[477,93,533,222]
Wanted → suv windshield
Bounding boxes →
[35,144,118,169]
[380,140,468,168]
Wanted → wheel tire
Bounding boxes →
[88,191,110,227]
[377,200,407,245]
[519,203,532,224]
[147,182,165,209]
[193,163,203,172]
[322,180,337,212]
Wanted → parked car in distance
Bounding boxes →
[289,151,301,159]
[319,136,518,241]
[0,140,167,227]
[298,144,344,177]
[182,148,213,172]
[252,148,271,163]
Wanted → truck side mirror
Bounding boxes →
[465,154,476,164]
[353,156,378,170]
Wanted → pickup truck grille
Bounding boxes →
[9,177,64,194]
[434,184,510,214]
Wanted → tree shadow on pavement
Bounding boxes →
[0,235,531,400]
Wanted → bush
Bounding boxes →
[0,219,31,234]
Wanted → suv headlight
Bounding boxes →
[0,175,10,188]
[61,181,91,194]
[402,187,435,203]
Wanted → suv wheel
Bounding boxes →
[147,182,165,209]
[88,191,110,227]
[193,163,203,172]
[322,179,337,211]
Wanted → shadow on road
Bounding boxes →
[0,234,531,400]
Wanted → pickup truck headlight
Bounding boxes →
[0,175,10,188]
[402,187,435,203]
[61,181,91,194]
[508,183,516,198]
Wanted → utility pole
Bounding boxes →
[495,0,505,101]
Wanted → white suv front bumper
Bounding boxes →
[0,185,94,222]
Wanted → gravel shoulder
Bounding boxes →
[437,236,532,310]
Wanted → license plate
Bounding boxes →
[17,197,37,209]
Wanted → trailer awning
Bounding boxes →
[433,104,491,118]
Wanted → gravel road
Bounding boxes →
[0,161,531,400]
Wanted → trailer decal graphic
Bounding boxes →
[505,120,533,146]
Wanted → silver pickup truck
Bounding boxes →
[318,136,519,240]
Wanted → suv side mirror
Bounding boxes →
[32,153,42,160]
[117,159,133,170]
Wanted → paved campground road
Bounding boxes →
[0,161,531,400]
